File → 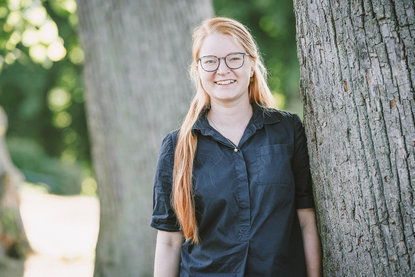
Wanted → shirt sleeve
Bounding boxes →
[291,114,315,209]
[150,131,181,232]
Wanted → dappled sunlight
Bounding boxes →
[28,44,47,63]
[19,185,99,277]
[48,88,72,112]
[52,111,72,128]
[272,92,286,110]
[38,21,58,44]
[23,5,47,26]
[68,46,84,64]
[22,27,39,46]
[3,0,72,66]
[47,40,66,61]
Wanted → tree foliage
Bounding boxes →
[0,0,89,194]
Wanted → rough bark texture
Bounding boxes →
[75,1,213,276]
[294,0,415,276]
[0,106,30,260]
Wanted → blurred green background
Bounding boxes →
[0,0,300,196]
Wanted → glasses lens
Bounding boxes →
[200,56,218,71]
[225,53,244,69]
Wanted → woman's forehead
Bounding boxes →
[199,33,245,57]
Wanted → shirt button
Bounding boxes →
[234,148,238,152]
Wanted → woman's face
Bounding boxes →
[197,33,254,105]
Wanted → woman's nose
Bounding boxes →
[216,58,230,74]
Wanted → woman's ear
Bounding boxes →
[250,60,255,77]
[194,63,201,79]
[196,63,202,76]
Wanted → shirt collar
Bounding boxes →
[192,103,281,136]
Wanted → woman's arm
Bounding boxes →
[154,230,184,277]
[297,208,322,277]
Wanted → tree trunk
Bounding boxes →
[0,106,30,260]
[294,0,415,275]
[75,1,213,276]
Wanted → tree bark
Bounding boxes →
[294,0,415,275]
[0,106,30,260]
[75,1,213,276]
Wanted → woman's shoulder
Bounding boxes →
[261,106,302,125]
[163,129,180,143]
[159,129,180,156]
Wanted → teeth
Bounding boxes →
[216,80,235,85]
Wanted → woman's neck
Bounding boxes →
[207,97,253,145]
[208,97,252,126]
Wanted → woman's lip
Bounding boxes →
[214,80,236,85]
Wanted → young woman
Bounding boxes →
[151,17,321,277]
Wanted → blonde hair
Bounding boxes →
[173,17,275,243]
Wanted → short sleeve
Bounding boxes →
[291,114,315,209]
[150,131,181,232]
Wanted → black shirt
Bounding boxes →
[151,104,315,276]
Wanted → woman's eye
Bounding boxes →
[204,59,216,64]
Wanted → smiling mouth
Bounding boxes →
[214,80,236,85]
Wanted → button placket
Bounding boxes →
[234,150,251,241]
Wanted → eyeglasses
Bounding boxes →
[198,52,248,72]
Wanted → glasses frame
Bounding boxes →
[198,52,249,72]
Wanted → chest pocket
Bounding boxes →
[256,144,294,185]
